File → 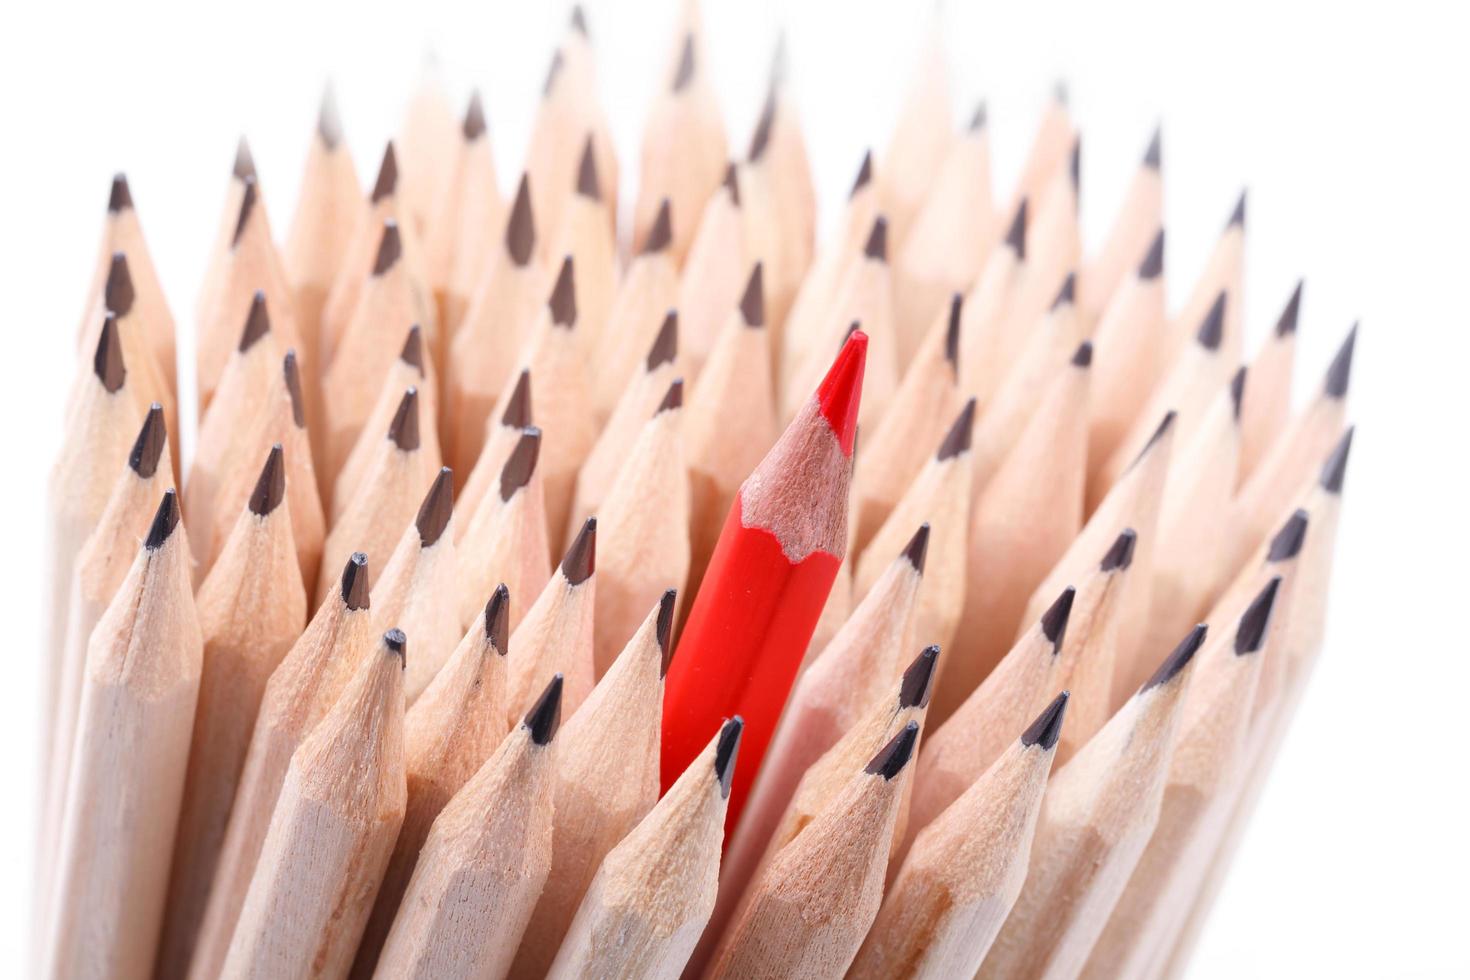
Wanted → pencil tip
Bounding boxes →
[499,427,542,501]
[724,163,741,207]
[656,589,678,677]
[318,85,343,149]
[569,5,589,36]
[1228,189,1247,229]
[714,716,744,797]
[1228,366,1248,422]
[104,252,136,318]
[865,721,920,780]
[944,295,963,370]
[1071,340,1093,368]
[144,489,180,550]
[399,325,425,372]
[969,101,988,131]
[1054,79,1070,106]
[543,49,565,98]
[815,330,868,457]
[1040,586,1077,653]
[248,444,286,517]
[93,314,126,393]
[1320,427,1354,494]
[1144,125,1162,170]
[238,291,271,351]
[282,350,306,427]
[1069,138,1081,191]
[1051,272,1076,311]
[894,525,927,576]
[575,135,600,200]
[1142,624,1207,692]
[485,584,510,654]
[748,90,775,162]
[341,553,371,610]
[525,674,564,745]
[672,32,696,92]
[462,90,487,140]
[635,314,677,375]
[233,137,256,181]
[1138,228,1165,280]
[562,518,597,585]
[1100,528,1138,572]
[1196,292,1227,352]
[1235,577,1281,655]
[128,404,167,478]
[382,628,407,668]
[372,220,403,276]
[863,217,889,262]
[1021,691,1070,750]
[1268,508,1310,562]
[1005,199,1028,259]
[937,398,977,461]
[548,256,577,327]
[851,150,874,198]
[108,173,133,213]
[1324,323,1357,399]
[1276,280,1304,337]
[1139,410,1177,463]
[416,468,455,546]
[657,379,684,415]
[371,142,399,203]
[506,175,536,266]
[388,388,421,451]
[232,177,257,247]
[899,645,941,709]
[739,264,766,327]
[502,371,533,429]
[643,198,673,254]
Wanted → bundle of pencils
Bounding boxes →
[36,4,1357,978]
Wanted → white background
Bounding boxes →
[2,0,1466,975]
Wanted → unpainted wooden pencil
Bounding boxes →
[1237,281,1303,484]
[549,137,618,361]
[456,369,534,532]
[457,427,552,634]
[590,202,680,421]
[677,164,748,379]
[1078,127,1163,325]
[426,91,504,331]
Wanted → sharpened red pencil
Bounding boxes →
[661,330,866,829]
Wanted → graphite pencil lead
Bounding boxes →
[233,137,256,181]
[714,717,744,797]
[485,583,510,652]
[816,330,868,456]
[282,351,306,427]
[248,444,287,517]
[506,174,536,266]
[647,312,679,368]
[503,370,533,428]
[416,467,455,546]
[1228,189,1247,229]
[1267,508,1310,562]
[1235,577,1281,655]
[1325,323,1358,398]
[569,5,589,36]
[383,628,408,665]
[944,295,963,369]
[575,136,600,200]
[865,721,920,780]
[739,264,766,327]
[723,163,741,206]
[129,404,167,478]
[371,142,399,203]
[672,33,696,93]
[400,325,424,370]
[1021,690,1070,750]
[643,198,674,253]
[657,379,685,414]
[1005,199,1028,258]
[851,150,874,197]
[656,588,678,676]
[1144,125,1162,169]
[105,253,136,317]
[543,49,564,98]
[372,220,403,276]
[108,173,133,213]
[899,645,941,709]
[1071,340,1094,368]
[1196,292,1227,351]
[1143,624,1207,691]
[1139,228,1165,279]
[1052,272,1077,310]
[1321,427,1355,494]
[748,90,775,162]
[864,216,889,263]
[239,290,271,351]
[937,398,977,461]
[463,90,487,140]
[1230,366,1248,421]
[388,388,421,451]
[94,313,126,392]
[525,674,564,745]
[1140,409,1177,459]
[1041,587,1077,652]
[318,85,343,149]
[1100,528,1138,572]
[562,517,597,585]
[341,552,371,610]
[145,489,181,550]
[232,177,257,247]
[1276,280,1304,336]
[1069,138,1081,191]
[969,101,988,131]
[902,523,931,574]
[500,427,542,501]
[548,256,577,327]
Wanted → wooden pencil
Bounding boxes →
[350,586,511,979]
[1007,85,1076,222]
[850,692,1069,980]
[456,369,534,532]
[220,630,407,979]
[877,23,953,249]
[1163,193,1246,369]
[1007,139,1081,354]
[550,138,618,361]
[457,427,552,633]
[371,675,563,980]
[590,203,680,421]
[1237,281,1303,484]
[194,138,256,336]
[735,97,807,349]
[43,491,201,980]
[156,447,306,978]
[677,164,748,379]
[425,91,504,332]
[1078,127,1163,325]
[956,200,1029,405]
[509,592,675,979]
[188,554,375,980]
[759,41,818,292]
[397,56,461,237]
[548,716,744,980]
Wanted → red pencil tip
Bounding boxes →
[815,330,867,457]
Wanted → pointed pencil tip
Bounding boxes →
[1144,125,1162,170]
[548,256,577,327]
[851,150,874,198]
[1041,586,1077,653]
[399,324,425,372]
[543,49,565,98]
[739,264,766,327]
[657,379,684,415]
[506,174,536,266]
[1228,189,1247,229]
[672,33,696,92]
[714,716,744,797]
[372,220,403,276]
[643,198,673,254]
[462,90,487,140]
[1230,366,1248,422]
[388,388,421,451]
[371,142,399,203]
[1139,410,1177,462]
[1139,228,1165,280]
[108,173,134,213]
[1021,691,1070,750]
[656,589,678,677]
[1324,323,1358,398]
[1268,508,1310,562]
[525,674,564,745]
[899,645,941,709]
[104,252,136,318]
[569,5,589,36]
[239,291,271,351]
[724,162,741,206]
[815,330,867,457]
[864,216,889,262]
[382,628,407,668]
[1235,577,1282,655]
[128,404,167,478]
[342,553,371,610]
[1069,138,1081,191]
[944,295,963,370]
[499,426,542,501]
[318,85,344,149]
[1071,340,1093,368]
[144,489,181,550]
[562,518,597,585]
[1100,528,1138,572]
[502,371,533,428]
[1052,272,1076,311]
[1005,199,1028,259]
[1196,292,1227,351]
[865,721,920,780]
[969,101,988,131]
[282,350,306,427]
[485,584,510,654]
[94,313,127,393]
[248,444,287,516]
[416,468,455,546]
[1320,427,1354,494]
[232,177,258,247]
[937,398,977,461]
[1142,624,1207,692]
[233,137,256,181]
[1276,280,1304,337]
[901,524,931,575]
[575,135,600,200]
[646,311,679,369]
[748,89,775,162]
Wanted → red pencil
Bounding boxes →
[661,330,866,829]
